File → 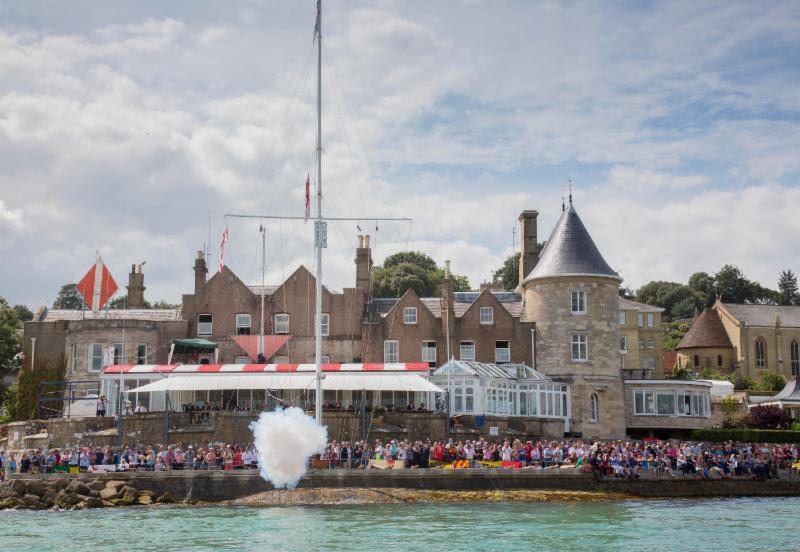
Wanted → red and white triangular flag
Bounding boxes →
[76,258,118,311]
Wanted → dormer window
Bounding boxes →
[403,307,417,325]
[571,290,586,314]
[480,307,494,325]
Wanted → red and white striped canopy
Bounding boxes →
[104,363,430,375]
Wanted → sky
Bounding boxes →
[1,0,799,309]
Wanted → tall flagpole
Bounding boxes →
[314,0,324,426]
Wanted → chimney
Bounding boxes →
[126,263,146,308]
[194,250,208,293]
[442,259,456,361]
[518,210,539,286]
[355,234,372,293]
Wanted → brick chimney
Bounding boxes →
[518,210,539,286]
[355,234,372,293]
[126,263,146,308]
[442,260,456,360]
[194,250,208,293]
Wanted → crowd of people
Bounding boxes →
[2,438,798,482]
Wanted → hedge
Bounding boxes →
[693,428,800,443]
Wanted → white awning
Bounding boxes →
[127,373,442,393]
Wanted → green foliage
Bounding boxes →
[15,355,66,420]
[0,383,18,423]
[719,395,739,414]
[150,299,181,309]
[0,297,22,391]
[791,422,800,432]
[693,428,800,443]
[492,253,519,291]
[618,286,636,300]
[758,371,786,392]
[372,251,471,298]
[53,283,84,309]
[713,264,778,304]
[12,304,33,322]
[668,367,693,380]
[635,281,704,322]
[108,297,179,309]
[733,375,755,391]
[697,368,734,382]
[663,322,691,351]
[688,271,716,307]
[778,270,799,306]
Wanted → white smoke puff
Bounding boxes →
[250,407,328,489]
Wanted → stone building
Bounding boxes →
[676,302,800,380]
[619,298,665,379]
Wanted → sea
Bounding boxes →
[1,497,795,551]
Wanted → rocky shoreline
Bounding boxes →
[0,478,181,511]
[230,487,632,506]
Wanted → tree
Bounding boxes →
[12,305,33,322]
[0,297,22,394]
[635,281,704,322]
[745,405,791,430]
[151,300,181,309]
[778,270,799,306]
[711,264,777,304]
[759,371,786,393]
[372,251,471,298]
[618,286,636,300]
[688,271,716,307]
[492,253,519,291]
[53,284,83,309]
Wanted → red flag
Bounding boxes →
[76,259,118,311]
[219,225,229,273]
[305,174,311,218]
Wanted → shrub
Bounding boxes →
[697,368,733,382]
[733,375,755,391]
[0,383,18,424]
[693,428,800,443]
[668,367,692,380]
[719,395,739,414]
[745,405,792,429]
[721,414,747,429]
[758,371,786,392]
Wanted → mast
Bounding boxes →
[314,0,324,426]
[259,222,266,358]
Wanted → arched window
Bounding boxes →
[717,355,723,368]
[791,341,799,376]
[755,338,766,368]
[693,354,700,368]
[589,394,598,422]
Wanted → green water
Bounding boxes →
[1,498,796,551]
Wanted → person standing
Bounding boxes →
[96,395,107,417]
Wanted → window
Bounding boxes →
[717,354,723,368]
[274,314,290,334]
[693,354,700,368]
[647,313,654,327]
[637,312,644,327]
[403,307,417,325]
[479,307,494,325]
[656,392,675,415]
[384,340,399,363]
[635,389,710,417]
[619,311,626,325]
[620,335,627,350]
[70,344,78,374]
[460,341,475,361]
[634,390,655,415]
[638,337,644,350]
[648,337,655,349]
[495,340,510,363]
[571,290,586,314]
[422,341,437,366]
[792,341,800,376]
[755,338,766,368]
[316,313,330,337]
[89,344,103,373]
[571,334,587,362]
[649,355,656,369]
[136,344,147,365]
[641,355,648,370]
[197,314,213,336]
[112,343,124,365]
[589,394,598,422]
[236,314,252,335]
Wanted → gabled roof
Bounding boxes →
[720,303,800,328]
[676,308,733,350]
[523,204,620,282]
[363,291,528,323]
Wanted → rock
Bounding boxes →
[101,500,115,508]
[26,480,49,498]
[138,489,155,497]
[110,497,135,507]
[55,491,82,508]
[155,491,177,504]
[87,479,106,492]
[104,480,127,491]
[66,480,91,496]
[136,494,152,505]
[10,479,28,498]
[0,497,25,509]
[89,490,101,498]
[74,497,106,510]
[120,486,138,501]
[22,494,45,510]
[99,487,119,500]
[41,489,58,506]
[51,478,70,492]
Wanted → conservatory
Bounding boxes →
[431,360,570,421]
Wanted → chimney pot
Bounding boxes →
[358,234,364,248]
[364,235,371,248]
[444,260,451,278]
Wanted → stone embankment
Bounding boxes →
[0,477,180,510]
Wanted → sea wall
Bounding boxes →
[8,470,800,502]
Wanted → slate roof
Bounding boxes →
[619,297,664,313]
[523,204,619,282]
[721,303,800,328]
[364,292,527,323]
[41,308,182,322]
[675,308,733,350]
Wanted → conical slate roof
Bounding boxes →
[523,204,620,282]
[676,308,733,350]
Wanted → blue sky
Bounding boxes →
[1,0,799,308]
